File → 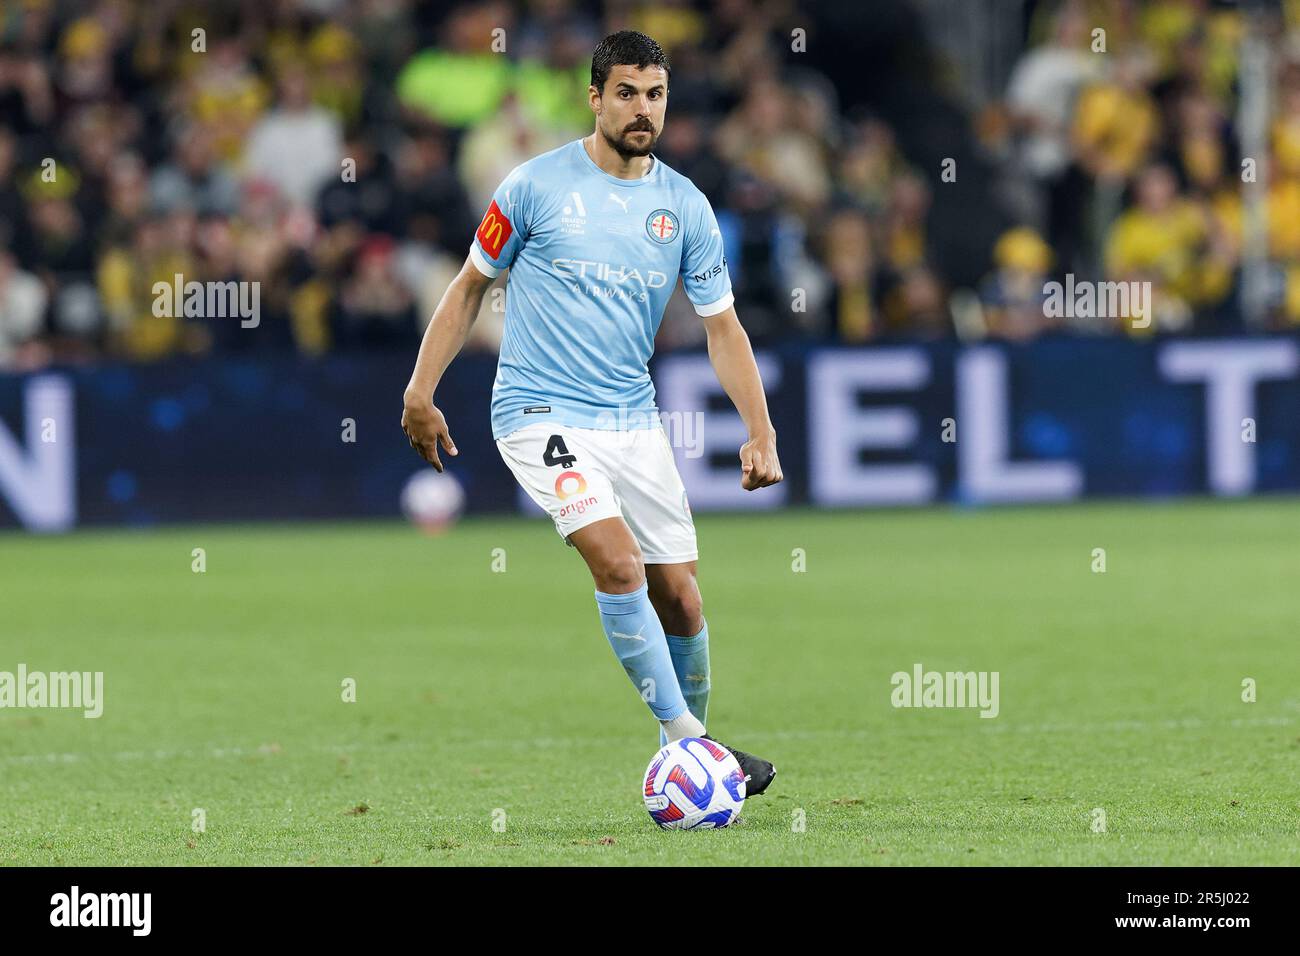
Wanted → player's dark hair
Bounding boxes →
[590,31,671,94]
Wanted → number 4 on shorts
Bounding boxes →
[543,434,577,468]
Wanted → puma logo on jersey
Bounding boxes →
[608,192,630,213]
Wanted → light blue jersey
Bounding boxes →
[469,138,733,440]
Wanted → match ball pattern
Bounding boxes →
[643,737,746,829]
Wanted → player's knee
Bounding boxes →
[595,551,644,593]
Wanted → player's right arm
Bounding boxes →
[401,257,494,470]
[402,167,533,470]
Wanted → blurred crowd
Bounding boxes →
[2,0,1299,372]
[981,0,1300,337]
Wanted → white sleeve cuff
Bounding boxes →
[692,290,734,317]
[468,242,502,278]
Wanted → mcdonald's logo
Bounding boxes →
[476,199,513,258]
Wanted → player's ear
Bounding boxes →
[588,85,601,114]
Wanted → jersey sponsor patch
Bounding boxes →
[523,405,551,414]
[688,259,727,284]
[476,199,513,258]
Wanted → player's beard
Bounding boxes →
[602,119,658,159]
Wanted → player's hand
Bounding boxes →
[739,430,782,490]
[401,392,458,472]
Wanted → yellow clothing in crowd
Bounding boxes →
[1074,83,1161,178]
[1105,200,1204,280]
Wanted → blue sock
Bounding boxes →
[659,620,710,747]
[595,583,689,723]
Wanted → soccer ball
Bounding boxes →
[643,737,746,829]
[400,469,465,533]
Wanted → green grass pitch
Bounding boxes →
[2,499,1297,866]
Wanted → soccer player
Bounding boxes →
[401,31,780,796]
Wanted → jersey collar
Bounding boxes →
[575,137,659,187]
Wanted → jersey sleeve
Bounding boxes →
[469,166,532,277]
[679,191,734,317]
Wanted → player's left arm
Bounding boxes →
[702,306,782,490]
[680,190,781,491]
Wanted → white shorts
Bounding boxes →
[495,422,698,563]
